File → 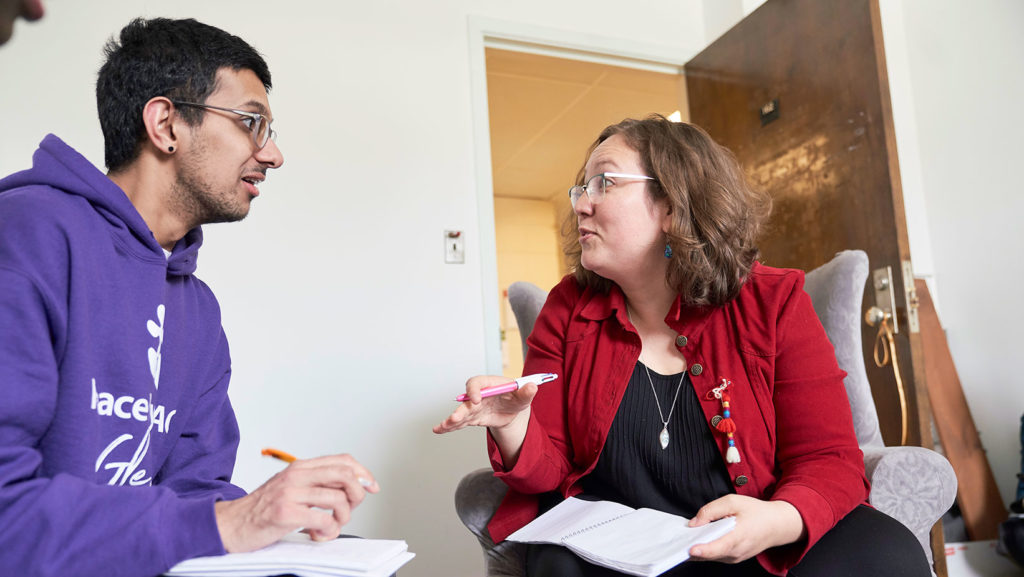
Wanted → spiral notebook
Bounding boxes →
[507,497,735,577]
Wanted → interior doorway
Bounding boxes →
[485,47,687,377]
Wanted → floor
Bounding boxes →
[945,541,1023,577]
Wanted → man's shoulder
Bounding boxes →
[0,187,98,270]
[0,184,93,233]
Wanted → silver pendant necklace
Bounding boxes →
[628,308,686,450]
[642,362,685,450]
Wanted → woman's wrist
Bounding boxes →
[488,406,530,442]
[488,407,531,468]
[769,500,807,547]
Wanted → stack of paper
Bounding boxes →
[165,533,414,577]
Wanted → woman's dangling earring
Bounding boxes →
[664,243,673,259]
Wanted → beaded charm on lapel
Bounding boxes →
[707,378,742,464]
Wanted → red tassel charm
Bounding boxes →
[710,379,741,464]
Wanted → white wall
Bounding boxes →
[0,2,704,575]
[701,0,746,44]
[886,0,1024,506]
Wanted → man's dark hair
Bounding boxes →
[97,18,272,172]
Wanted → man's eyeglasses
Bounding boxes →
[171,100,277,149]
[569,173,656,208]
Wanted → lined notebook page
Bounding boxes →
[507,498,635,543]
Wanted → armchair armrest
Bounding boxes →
[863,446,957,567]
[454,468,526,577]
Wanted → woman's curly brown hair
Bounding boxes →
[562,115,772,307]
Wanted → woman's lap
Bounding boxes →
[526,544,764,577]
[526,505,931,577]
[787,505,930,577]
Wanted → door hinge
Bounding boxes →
[902,260,920,334]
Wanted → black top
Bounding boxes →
[580,361,733,517]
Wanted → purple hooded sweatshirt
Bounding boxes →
[0,135,246,576]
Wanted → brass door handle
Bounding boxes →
[865,306,908,445]
[864,306,887,329]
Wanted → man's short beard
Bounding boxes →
[170,142,250,227]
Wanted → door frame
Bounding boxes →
[875,0,935,293]
[467,16,700,372]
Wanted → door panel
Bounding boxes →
[685,0,927,448]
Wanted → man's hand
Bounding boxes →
[215,454,379,553]
[686,495,805,563]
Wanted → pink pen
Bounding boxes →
[455,373,558,402]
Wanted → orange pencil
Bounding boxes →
[260,447,376,489]
[261,447,297,463]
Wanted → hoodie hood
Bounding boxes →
[0,134,202,276]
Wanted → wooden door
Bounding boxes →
[685,0,930,449]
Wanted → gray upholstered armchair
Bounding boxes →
[455,251,957,576]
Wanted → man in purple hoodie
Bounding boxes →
[0,18,378,576]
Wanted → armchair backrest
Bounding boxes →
[507,281,548,354]
[802,250,884,449]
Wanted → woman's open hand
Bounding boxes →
[432,375,537,434]
[686,494,805,563]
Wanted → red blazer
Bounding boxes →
[486,263,868,575]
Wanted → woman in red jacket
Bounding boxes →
[435,116,929,576]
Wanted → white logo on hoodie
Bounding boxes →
[147,304,164,389]
[92,305,176,486]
